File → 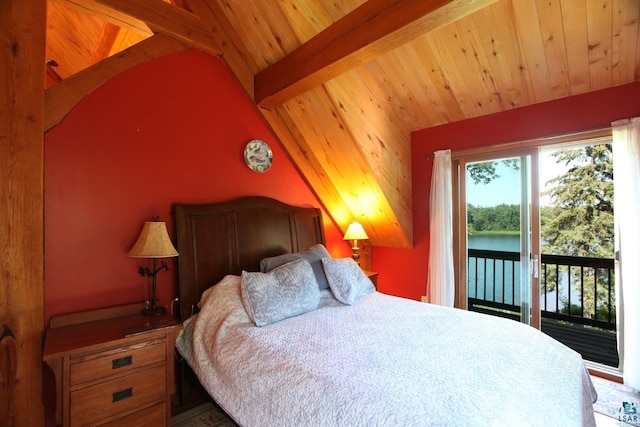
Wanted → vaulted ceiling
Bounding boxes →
[44,0,640,248]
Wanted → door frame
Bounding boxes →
[450,128,611,330]
[453,149,540,328]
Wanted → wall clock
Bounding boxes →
[244,139,273,173]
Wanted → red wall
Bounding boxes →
[44,49,350,324]
[44,47,640,319]
[373,81,640,302]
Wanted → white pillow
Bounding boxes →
[321,257,375,305]
[260,244,332,290]
[241,258,320,327]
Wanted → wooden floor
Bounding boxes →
[171,383,210,418]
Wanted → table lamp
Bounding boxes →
[343,221,368,266]
[128,220,179,316]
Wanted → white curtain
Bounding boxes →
[427,150,454,307]
[612,117,640,390]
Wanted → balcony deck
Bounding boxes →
[541,320,618,367]
[468,249,618,367]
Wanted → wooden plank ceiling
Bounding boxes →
[44,0,640,248]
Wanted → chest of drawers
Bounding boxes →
[44,305,182,426]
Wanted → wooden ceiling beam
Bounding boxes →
[90,22,120,64]
[255,0,499,109]
[68,0,224,56]
[55,0,153,36]
[182,0,257,94]
[45,33,191,131]
[46,61,63,87]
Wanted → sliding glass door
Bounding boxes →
[452,134,618,368]
[456,151,540,327]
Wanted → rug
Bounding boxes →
[171,402,236,427]
[592,376,640,426]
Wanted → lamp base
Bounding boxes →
[351,246,361,266]
[142,306,166,316]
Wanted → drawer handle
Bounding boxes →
[112,355,132,369]
[112,387,133,402]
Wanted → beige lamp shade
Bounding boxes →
[343,221,368,241]
[128,222,179,258]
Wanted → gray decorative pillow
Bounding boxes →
[241,258,320,327]
[321,257,375,305]
[260,244,332,290]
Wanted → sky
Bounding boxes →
[466,151,568,207]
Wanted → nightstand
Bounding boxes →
[43,304,182,427]
[364,270,379,287]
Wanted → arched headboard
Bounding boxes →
[173,196,325,321]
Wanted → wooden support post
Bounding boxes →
[0,0,46,425]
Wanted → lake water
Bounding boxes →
[467,234,521,306]
[468,234,519,251]
[467,234,562,311]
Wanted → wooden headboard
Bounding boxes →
[173,196,325,321]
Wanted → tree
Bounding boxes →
[540,144,614,319]
[542,144,613,258]
[466,150,615,321]
[467,203,519,233]
[466,159,520,234]
[467,159,519,185]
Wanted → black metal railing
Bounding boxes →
[467,249,618,366]
[540,254,615,330]
[467,249,615,329]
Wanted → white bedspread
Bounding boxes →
[176,275,597,427]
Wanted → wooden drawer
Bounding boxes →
[99,402,166,426]
[70,339,165,386]
[44,309,182,427]
[70,365,166,427]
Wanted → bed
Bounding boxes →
[173,196,597,427]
